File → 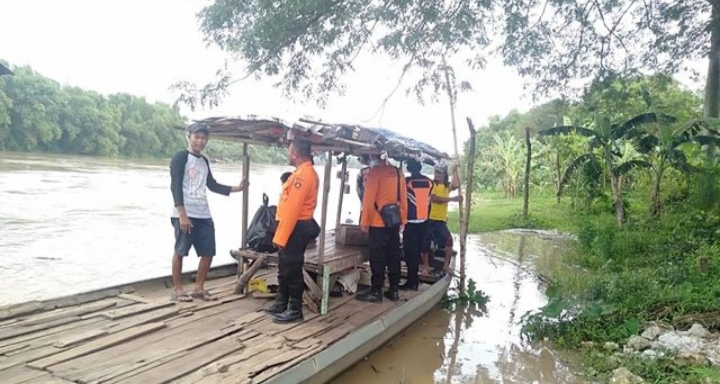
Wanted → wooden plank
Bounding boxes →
[0,342,29,355]
[53,329,108,348]
[281,321,336,342]
[302,269,323,300]
[0,318,108,357]
[303,291,319,313]
[0,317,82,342]
[182,339,286,384]
[18,301,117,327]
[117,293,150,304]
[248,342,326,383]
[0,365,47,384]
[0,302,44,321]
[101,302,175,320]
[28,322,166,369]
[114,336,245,384]
[48,303,263,383]
[20,375,75,384]
[101,307,182,333]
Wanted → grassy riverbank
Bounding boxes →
[452,193,720,383]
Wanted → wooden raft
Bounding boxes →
[0,274,427,384]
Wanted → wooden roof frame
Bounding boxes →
[188,116,451,165]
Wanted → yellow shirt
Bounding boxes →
[429,184,450,222]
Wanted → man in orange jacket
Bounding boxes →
[265,139,320,323]
[356,154,408,302]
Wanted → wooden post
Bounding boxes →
[317,152,333,266]
[335,154,348,231]
[318,151,333,315]
[461,118,478,295]
[522,126,531,220]
[241,143,250,248]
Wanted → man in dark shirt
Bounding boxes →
[169,124,247,302]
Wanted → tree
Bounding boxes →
[540,116,654,227]
[186,0,718,120]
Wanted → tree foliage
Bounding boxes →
[0,61,287,163]
[184,0,716,109]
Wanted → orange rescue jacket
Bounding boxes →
[273,161,319,247]
[360,163,408,228]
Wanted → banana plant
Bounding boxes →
[539,115,658,227]
[625,116,720,215]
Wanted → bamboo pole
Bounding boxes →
[442,57,468,292]
[461,118,478,294]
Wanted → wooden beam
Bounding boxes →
[241,143,250,248]
[316,151,333,266]
[335,154,348,231]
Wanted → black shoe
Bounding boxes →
[272,298,303,323]
[384,288,399,302]
[398,282,418,291]
[355,288,383,303]
[263,292,288,314]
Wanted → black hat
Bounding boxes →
[187,123,209,135]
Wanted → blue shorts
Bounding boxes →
[171,217,216,257]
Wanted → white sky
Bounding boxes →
[0,0,708,154]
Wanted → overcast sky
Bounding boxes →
[0,0,708,154]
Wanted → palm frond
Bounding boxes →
[558,153,597,195]
[694,135,720,147]
[539,126,595,137]
[636,135,660,153]
[612,160,652,176]
[664,149,695,173]
[614,113,677,139]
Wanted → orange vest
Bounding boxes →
[273,161,319,247]
[360,163,408,228]
[406,175,433,221]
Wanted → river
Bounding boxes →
[0,152,588,383]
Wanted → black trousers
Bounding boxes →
[369,226,401,289]
[278,220,318,301]
[402,221,426,285]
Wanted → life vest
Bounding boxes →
[406,176,433,221]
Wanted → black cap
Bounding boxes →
[187,123,209,135]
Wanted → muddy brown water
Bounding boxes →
[0,152,588,383]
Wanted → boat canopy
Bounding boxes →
[187,115,450,165]
[0,63,13,76]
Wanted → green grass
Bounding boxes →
[448,191,579,234]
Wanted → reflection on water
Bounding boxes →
[0,152,360,306]
[333,231,588,384]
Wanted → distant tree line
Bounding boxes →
[0,60,286,163]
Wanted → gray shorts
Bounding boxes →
[171,217,216,257]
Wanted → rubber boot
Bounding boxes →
[272,298,304,324]
[263,292,288,315]
[355,287,383,303]
[384,286,399,302]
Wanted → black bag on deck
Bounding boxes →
[246,193,278,252]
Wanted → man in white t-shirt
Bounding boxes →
[169,124,247,302]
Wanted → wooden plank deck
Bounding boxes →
[0,272,429,384]
[233,231,368,275]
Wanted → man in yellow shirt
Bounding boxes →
[422,163,462,275]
